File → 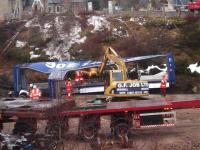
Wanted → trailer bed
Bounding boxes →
[61,94,200,117]
[0,94,200,119]
[0,97,75,118]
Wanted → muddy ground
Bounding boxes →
[2,107,200,150]
[64,108,200,150]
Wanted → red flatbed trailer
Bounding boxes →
[60,94,200,141]
[0,94,200,142]
[61,94,200,116]
[0,98,75,119]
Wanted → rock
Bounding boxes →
[192,86,198,93]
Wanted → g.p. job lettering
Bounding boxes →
[115,82,149,95]
[117,82,148,88]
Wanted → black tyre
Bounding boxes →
[45,119,68,138]
[19,93,28,98]
[13,119,37,135]
[80,123,98,141]
[115,123,129,148]
[115,123,129,136]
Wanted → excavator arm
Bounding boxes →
[98,47,127,80]
[78,47,149,97]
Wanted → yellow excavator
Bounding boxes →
[81,47,149,97]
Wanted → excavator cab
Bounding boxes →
[103,70,124,94]
[110,70,123,81]
[104,70,149,96]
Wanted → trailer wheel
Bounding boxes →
[78,115,100,141]
[115,123,129,148]
[45,118,69,138]
[81,124,97,141]
[80,123,98,141]
[13,119,37,135]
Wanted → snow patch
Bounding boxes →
[16,40,27,48]
[25,15,88,60]
[188,63,200,74]
[146,64,167,73]
[116,17,124,23]
[30,45,35,49]
[25,19,33,28]
[69,25,86,44]
[44,16,86,60]
[130,17,146,26]
[88,16,110,32]
[30,51,41,59]
[45,50,52,56]
[63,24,87,55]
[78,49,83,53]
[44,23,52,29]
[55,16,64,39]
[112,27,128,37]
[25,18,40,28]
[131,64,167,74]
[130,18,134,22]
[42,22,53,40]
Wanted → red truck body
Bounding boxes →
[188,0,200,11]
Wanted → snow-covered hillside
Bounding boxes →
[20,14,114,61]
[16,13,154,61]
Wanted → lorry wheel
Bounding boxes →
[80,123,98,141]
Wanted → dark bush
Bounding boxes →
[112,28,174,57]
[27,28,43,46]
[71,30,111,60]
[179,16,200,49]
[6,48,30,63]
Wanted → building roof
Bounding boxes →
[48,0,86,4]
[48,0,63,4]
[70,0,86,2]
